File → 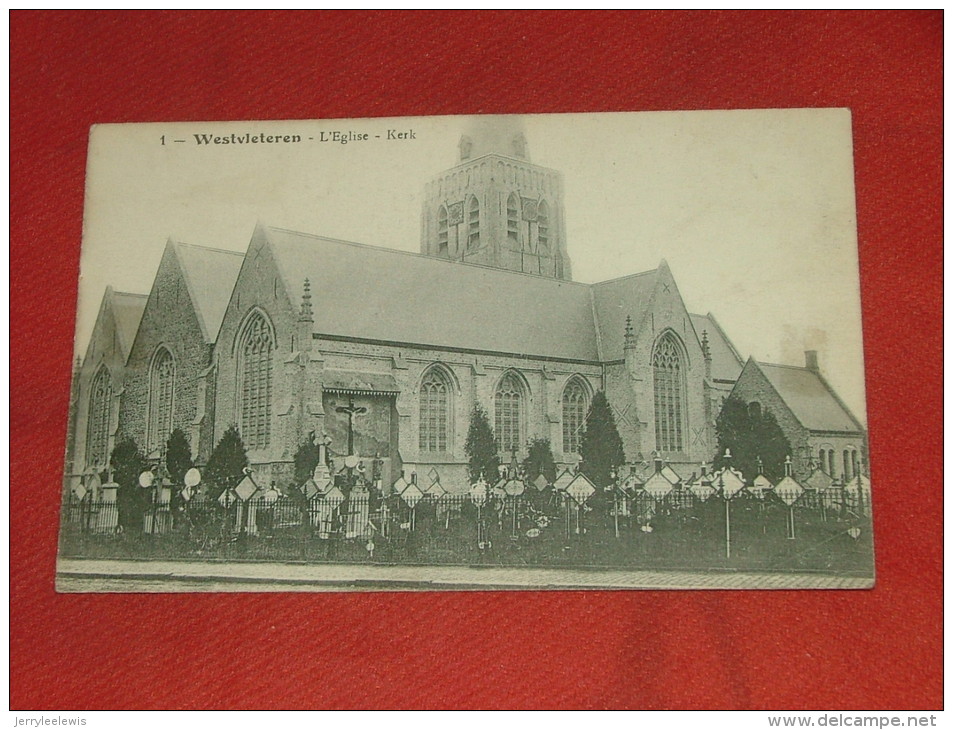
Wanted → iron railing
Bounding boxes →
[59,485,873,574]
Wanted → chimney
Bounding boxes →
[805,350,819,372]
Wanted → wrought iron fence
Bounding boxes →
[59,484,873,574]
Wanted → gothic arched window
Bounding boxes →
[419,366,451,452]
[238,311,274,449]
[495,371,525,454]
[86,365,112,469]
[147,347,175,453]
[653,332,686,452]
[562,377,589,455]
[467,196,480,250]
[437,205,449,256]
[506,194,519,243]
[537,200,550,252]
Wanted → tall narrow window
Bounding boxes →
[86,366,112,468]
[562,377,589,455]
[537,200,550,252]
[653,332,685,452]
[467,196,480,250]
[843,450,853,481]
[238,312,274,449]
[506,194,519,243]
[419,367,451,452]
[437,205,449,256]
[495,372,524,455]
[147,347,175,453]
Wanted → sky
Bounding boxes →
[78,109,866,422]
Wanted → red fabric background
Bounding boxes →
[10,11,942,710]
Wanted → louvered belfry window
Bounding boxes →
[562,378,588,455]
[506,194,519,242]
[419,368,450,452]
[495,372,523,454]
[437,205,449,255]
[467,196,480,250]
[147,347,175,452]
[239,313,274,449]
[653,333,685,452]
[537,200,550,252]
[86,366,112,468]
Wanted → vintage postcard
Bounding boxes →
[57,110,873,592]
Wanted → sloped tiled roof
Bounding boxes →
[589,270,660,361]
[262,226,602,362]
[756,361,863,433]
[173,242,244,343]
[690,313,744,383]
[110,290,147,360]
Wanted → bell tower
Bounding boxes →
[421,116,572,281]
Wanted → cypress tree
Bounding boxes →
[293,436,323,486]
[110,436,149,534]
[522,437,557,484]
[713,396,791,483]
[464,404,499,482]
[164,428,193,485]
[204,426,249,499]
[579,391,625,488]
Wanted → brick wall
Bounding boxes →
[118,245,212,460]
[316,336,602,491]
[213,232,299,482]
[622,263,712,466]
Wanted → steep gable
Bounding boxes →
[172,241,244,343]
[589,268,659,361]
[111,291,148,361]
[81,286,146,371]
[118,240,241,456]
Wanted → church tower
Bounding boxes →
[421,116,572,280]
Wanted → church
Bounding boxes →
[65,116,864,494]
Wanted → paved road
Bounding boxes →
[57,558,874,592]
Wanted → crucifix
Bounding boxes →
[335,396,368,456]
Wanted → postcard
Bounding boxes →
[57,110,872,591]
